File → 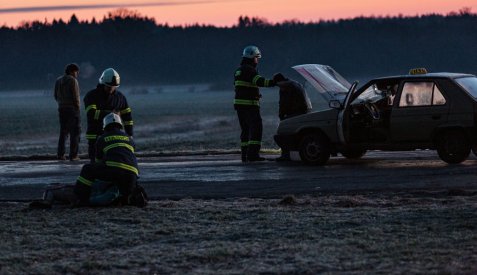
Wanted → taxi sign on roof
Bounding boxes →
[409,68,428,75]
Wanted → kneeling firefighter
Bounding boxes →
[74,113,145,206]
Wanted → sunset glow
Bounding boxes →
[1,0,476,27]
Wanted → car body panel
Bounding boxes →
[275,64,477,163]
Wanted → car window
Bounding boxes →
[351,84,384,105]
[399,82,446,107]
[456,76,477,98]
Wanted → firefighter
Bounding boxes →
[83,68,133,163]
[273,73,312,161]
[74,113,141,206]
[234,45,276,162]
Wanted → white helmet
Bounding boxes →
[99,68,120,87]
[103,113,123,129]
[242,45,261,59]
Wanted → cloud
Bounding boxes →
[0,1,219,14]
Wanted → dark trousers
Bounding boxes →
[74,162,138,204]
[88,139,97,163]
[236,108,263,159]
[57,107,81,159]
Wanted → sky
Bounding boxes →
[1,0,476,28]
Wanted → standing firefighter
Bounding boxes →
[234,45,276,162]
[54,63,81,161]
[74,113,144,206]
[83,68,133,163]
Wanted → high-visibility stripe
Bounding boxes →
[103,143,135,154]
[233,99,259,106]
[248,140,262,145]
[235,70,241,77]
[77,176,93,186]
[252,75,262,85]
[104,135,130,142]
[264,79,271,86]
[235,80,258,88]
[85,104,97,113]
[94,110,100,120]
[86,134,98,140]
[240,142,248,147]
[123,120,134,126]
[106,161,139,175]
[120,108,132,114]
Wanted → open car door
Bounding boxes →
[292,64,351,104]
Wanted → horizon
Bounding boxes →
[1,0,476,28]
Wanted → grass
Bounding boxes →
[1,192,476,274]
[0,86,288,156]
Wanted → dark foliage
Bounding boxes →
[1,10,477,91]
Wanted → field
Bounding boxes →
[0,84,328,157]
[1,192,476,274]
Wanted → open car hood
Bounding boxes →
[293,64,351,103]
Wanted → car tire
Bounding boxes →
[436,130,470,164]
[299,133,330,165]
[341,148,367,159]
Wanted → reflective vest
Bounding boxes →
[234,59,274,110]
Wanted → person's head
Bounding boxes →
[99,68,120,93]
[273,73,287,83]
[103,113,123,131]
[242,45,261,64]
[65,63,79,77]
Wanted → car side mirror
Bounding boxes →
[329,100,342,109]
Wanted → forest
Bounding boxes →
[1,8,476,91]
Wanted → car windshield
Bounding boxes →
[456,76,477,98]
[351,84,385,105]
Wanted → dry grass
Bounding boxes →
[1,192,476,274]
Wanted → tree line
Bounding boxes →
[1,8,476,91]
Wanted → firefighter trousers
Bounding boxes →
[236,108,263,160]
[75,162,137,204]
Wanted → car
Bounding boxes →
[274,64,477,165]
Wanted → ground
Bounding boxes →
[1,151,477,274]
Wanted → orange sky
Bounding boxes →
[1,0,476,27]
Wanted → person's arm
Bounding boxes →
[119,97,134,137]
[72,78,80,110]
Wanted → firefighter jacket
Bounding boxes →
[54,74,80,109]
[95,128,138,176]
[277,79,312,120]
[234,58,275,110]
[83,85,133,141]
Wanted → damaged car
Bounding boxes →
[274,64,477,165]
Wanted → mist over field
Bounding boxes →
[0,83,328,157]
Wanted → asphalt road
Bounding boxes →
[1,150,477,201]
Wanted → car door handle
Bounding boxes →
[431,115,441,120]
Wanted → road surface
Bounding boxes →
[1,150,477,201]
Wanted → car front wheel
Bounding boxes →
[436,130,470,164]
[299,133,330,165]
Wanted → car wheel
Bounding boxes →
[299,133,330,165]
[436,130,470,164]
[341,148,367,159]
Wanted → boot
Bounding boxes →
[241,146,248,162]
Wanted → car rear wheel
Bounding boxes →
[436,130,470,164]
[299,133,330,165]
[341,148,367,159]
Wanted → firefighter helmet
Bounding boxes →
[99,68,120,87]
[242,45,261,59]
[103,113,123,129]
